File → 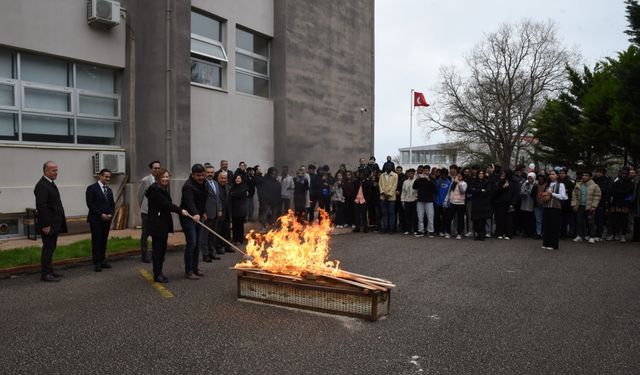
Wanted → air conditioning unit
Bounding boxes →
[94,151,126,175]
[87,0,121,29]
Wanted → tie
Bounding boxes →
[103,185,109,199]
[210,181,217,195]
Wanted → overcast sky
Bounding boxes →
[374,0,632,162]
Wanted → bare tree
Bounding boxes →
[423,20,578,167]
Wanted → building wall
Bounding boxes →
[0,147,126,216]
[124,0,191,182]
[273,0,375,171]
[189,0,275,169]
[0,0,125,68]
[0,0,126,223]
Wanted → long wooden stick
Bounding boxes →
[185,213,250,258]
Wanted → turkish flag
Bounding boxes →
[414,92,429,107]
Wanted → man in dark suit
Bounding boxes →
[215,171,233,254]
[214,159,234,184]
[86,169,115,272]
[200,164,222,262]
[34,161,68,282]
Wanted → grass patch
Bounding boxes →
[0,237,140,269]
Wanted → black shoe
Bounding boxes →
[216,249,225,255]
[193,269,205,277]
[141,255,151,264]
[94,265,102,272]
[100,263,112,269]
[154,275,169,283]
[51,272,63,278]
[212,255,221,260]
[353,228,360,233]
[224,248,234,253]
[41,274,61,282]
[203,257,212,263]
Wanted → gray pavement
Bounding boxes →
[1,234,639,374]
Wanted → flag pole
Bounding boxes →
[409,89,414,167]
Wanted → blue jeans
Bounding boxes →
[534,206,543,236]
[180,216,201,274]
[380,200,395,232]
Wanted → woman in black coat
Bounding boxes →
[230,175,249,244]
[293,169,309,220]
[470,170,493,241]
[146,168,188,283]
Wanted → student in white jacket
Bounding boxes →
[401,168,418,235]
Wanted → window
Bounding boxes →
[0,48,121,145]
[191,9,227,89]
[235,27,270,98]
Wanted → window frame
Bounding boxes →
[234,27,270,98]
[190,8,227,90]
[0,49,122,147]
[0,78,19,111]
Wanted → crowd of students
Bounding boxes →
[237,157,640,251]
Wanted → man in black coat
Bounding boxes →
[34,161,68,282]
[86,169,115,272]
[214,159,234,184]
[215,171,233,254]
[180,164,207,280]
[200,164,222,262]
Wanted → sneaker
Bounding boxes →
[414,231,424,237]
[403,231,410,235]
[504,236,511,240]
[621,237,627,243]
[438,232,445,237]
[465,231,473,237]
[444,233,451,239]
[605,235,614,241]
[588,238,596,244]
[573,236,583,242]
[497,236,504,240]
[456,234,462,240]
[428,233,435,238]
[594,237,602,242]
[485,233,491,238]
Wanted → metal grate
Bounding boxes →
[237,272,390,321]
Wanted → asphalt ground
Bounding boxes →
[1,233,639,375]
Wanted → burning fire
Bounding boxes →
[235,209,340,277]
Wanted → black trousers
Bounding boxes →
[354,203,368,231]
[151,234,168,277]
[334,201,345,225]
[445,204,465,235]
[494,203,514,237]
[215,217,231,251]
[403,201,417,233]
[520,211,536,238]
[344,200,355,226]
[199,218,218,258]
[90,220,111,265]
[434,205,445,233]
[396,198,405,231]
[140,213,150,254]
[40,233,58,275]
[232,217,245,243]
[542,207,561,249]
[473,219,486,239]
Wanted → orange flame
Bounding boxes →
[235,209,340,276]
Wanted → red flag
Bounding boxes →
[414,92,429,107]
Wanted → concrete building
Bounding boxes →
[0,0,374,238]
[398,143,462,170]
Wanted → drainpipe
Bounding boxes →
[165,0,172,172]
